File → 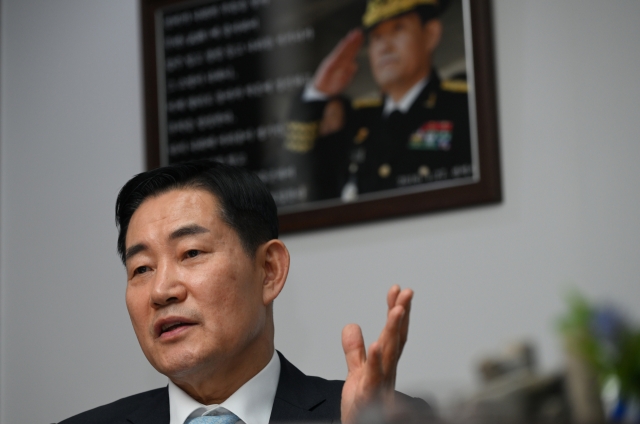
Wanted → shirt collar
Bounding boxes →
[168,350,281,424]
[383,77,429,117]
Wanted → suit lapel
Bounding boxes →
[269,352,330,423]
[412,70,440,116]
[125,386,170,424]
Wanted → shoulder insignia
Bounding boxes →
[352,96,383,109]
[284,121,319,153]
[441,80,468,93]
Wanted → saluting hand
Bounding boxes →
[312,29,364,97]
[340,285,413,424]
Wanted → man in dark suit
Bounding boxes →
[59,161,420,424]
[285,0,473,202]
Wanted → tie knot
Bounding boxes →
[185,412,239,424]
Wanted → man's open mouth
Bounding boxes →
[155,319,196,337]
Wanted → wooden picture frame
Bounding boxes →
[141,0,501,233]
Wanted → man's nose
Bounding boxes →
[374,34,394,52]
[150,261,187,307]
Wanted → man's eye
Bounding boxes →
[133,266,149,275]
[186,250,200,258]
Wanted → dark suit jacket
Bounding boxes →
[59,352,428,423]
[59,352,343,424]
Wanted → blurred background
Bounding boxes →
[1,1,639,423]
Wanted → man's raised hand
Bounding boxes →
[312,29,364,97]
[340,285,414,424]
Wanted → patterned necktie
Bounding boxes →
[185,412,239,424]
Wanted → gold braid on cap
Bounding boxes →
[362,0,439,29]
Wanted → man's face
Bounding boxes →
[124,189,267,380]
[368,12,434,93]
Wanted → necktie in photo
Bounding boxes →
[185,412,239,424]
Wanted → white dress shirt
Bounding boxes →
[381,77,428,117]
[168,351,281,424]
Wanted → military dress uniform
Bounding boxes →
[284,70,473,201]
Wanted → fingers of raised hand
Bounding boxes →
[340,289,413,424]
[388,286,413,310]
[396,288,414,310]
[314,29,363,95]
[331,62,358,85]
[381,304,405,368]
[333,29,364,62]
[387,285,401,312]
[396,289,413,345]
[361,341,384,396]
[342,323,366,372]
[386,286,412,346]
[325,37,361,77]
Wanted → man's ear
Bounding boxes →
[258,239,290,306]
[423,19,442,54]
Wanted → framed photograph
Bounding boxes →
[141,0,501,232]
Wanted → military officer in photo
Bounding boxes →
[285,0,473,202]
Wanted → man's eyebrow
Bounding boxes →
[125,243,147,262]
[170,224,210,240]
[124,225,210,262]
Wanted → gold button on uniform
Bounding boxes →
[378,163,391,178]
[418,165,430,177]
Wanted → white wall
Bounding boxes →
[1,1,639,423]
